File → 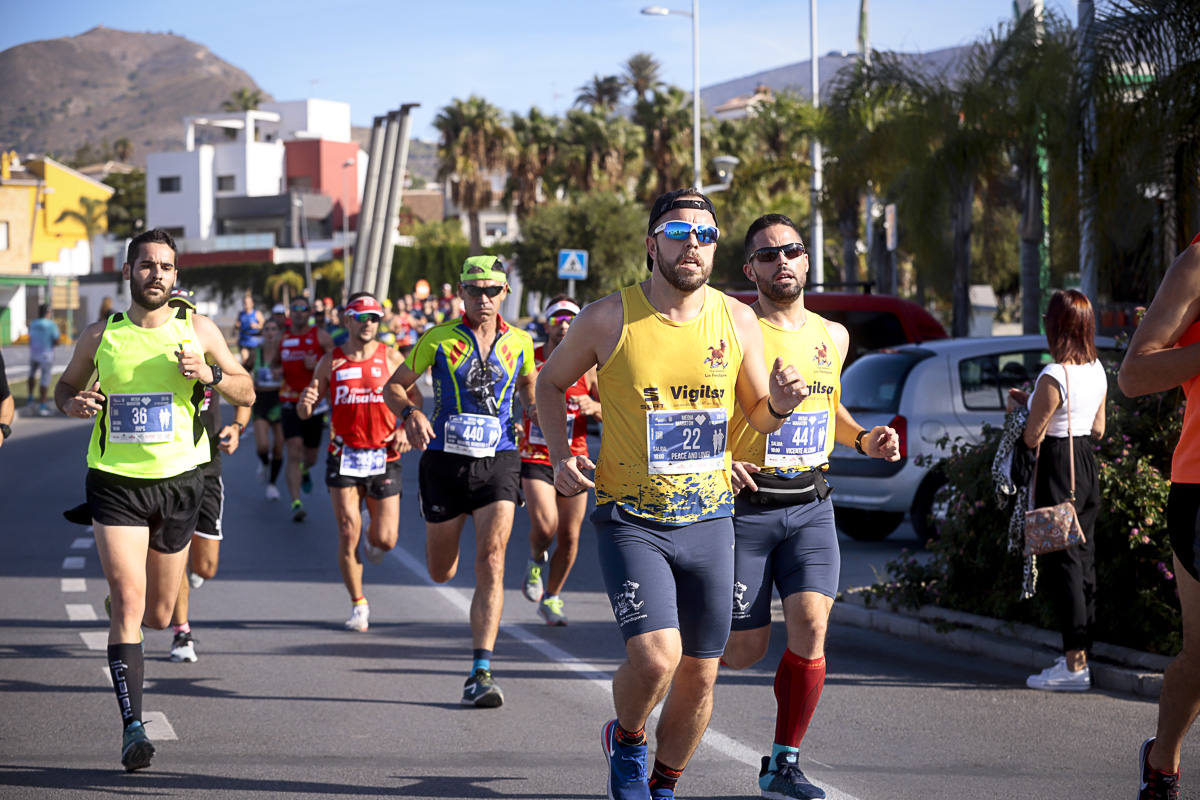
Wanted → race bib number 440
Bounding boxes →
[765,409,830,468]
[444,413,502,457]
[109,392,174,444]
[646,408,727,475]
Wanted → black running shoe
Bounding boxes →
[461,668,504,708]
[121,721,155,772]
[1139,737,1180,800]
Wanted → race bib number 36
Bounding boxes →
[646,408,727,475]
[109,392,174,444]
[445,413,502,457]
[765,409,830,468]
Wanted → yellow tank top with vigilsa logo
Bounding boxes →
[86,307,210,479]
[730,313,841,478]
[595,284,741,525]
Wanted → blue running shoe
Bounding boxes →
[602,719,650,800]
[650,788,675,799]
[121,721,155,772]
[300,464,313,494]
[759,752,826,799]
[461,668,504,708]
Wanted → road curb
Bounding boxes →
[833,588,1166,699]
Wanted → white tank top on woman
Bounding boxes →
[1027,360,1107,437]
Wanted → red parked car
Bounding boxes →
[725,290,947,364]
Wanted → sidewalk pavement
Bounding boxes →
[834,587,1170,699]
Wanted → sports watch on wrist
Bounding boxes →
[855,429,869,455]
[400,405,417,422]
[204,363,223,386]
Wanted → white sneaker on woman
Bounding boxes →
[1026,656,1091,692]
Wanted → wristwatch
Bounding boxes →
[0,423,11,440]
[855,429,869,455]
[204,363,223,386]
[400,405,417,422]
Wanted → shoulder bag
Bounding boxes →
[1024,367,1086,556]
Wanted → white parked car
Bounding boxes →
[829,334,1116,542]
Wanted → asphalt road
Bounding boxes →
[0,408,1192,799]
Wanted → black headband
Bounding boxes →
[647,193,718,234]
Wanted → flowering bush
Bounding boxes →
[867,352,1184,655]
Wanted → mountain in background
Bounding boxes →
[0,26,272,164]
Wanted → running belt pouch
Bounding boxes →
[1024,370,1085,556]
[745,470,830,507]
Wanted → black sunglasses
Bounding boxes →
[463,285,505,299]
[750,243,807,263]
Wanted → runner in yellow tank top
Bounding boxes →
[55,229,254,773]
[535,189,809,799]
[721,214,900,798]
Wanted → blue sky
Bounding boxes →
[5,0,1077,140]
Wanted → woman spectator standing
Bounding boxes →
[1008,289,1107,692]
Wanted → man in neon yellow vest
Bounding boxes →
[535,189,809,800]
[55,229,254,772]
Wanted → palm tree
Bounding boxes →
[266,269,305,304]
[574,75,623,113]
[112,137,133,162]
[632,86,694,200]
[222,87,263,112]
[433,96,514,254]
[623,53,663,102]
[552,110,640,196]
[506,107,560,217]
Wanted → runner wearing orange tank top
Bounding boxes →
[298,293,421,631]
[280,298,333,522]
[1119,231,1200,799]
[518,296,601,625]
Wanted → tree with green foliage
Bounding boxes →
[550,110,640,196]
[222,87,263,112]
[632,86,694,201]
[510,192,646,301]
[506,107,560,218]
[574,75,623,114]
[103,170,145,239]
[434,96,514,255]
[622,52,663,102]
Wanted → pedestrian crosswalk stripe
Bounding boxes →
[66,604,97,621]
[70,538,94,549]
[142,712,178,741]
[61,578,86,592]
[79,631,108,650]
[62,556,85,570]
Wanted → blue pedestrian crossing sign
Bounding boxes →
[557,249,589,280]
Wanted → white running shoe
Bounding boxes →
[364,540,386,565]
[523,558,547,602]
[188,572,205,590]
[169,631,197,663]
[1026,656,1091,692]
[344,603,369,632]
[265,484,281,501]
[256,462,265,481]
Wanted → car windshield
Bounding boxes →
[841,350,932,413]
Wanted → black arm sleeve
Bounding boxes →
[0,350,10,401]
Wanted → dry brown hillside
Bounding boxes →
[0,26,272,164]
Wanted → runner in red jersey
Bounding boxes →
[279,297,333,522]
[519,296,601,625]
[299,292,421,631]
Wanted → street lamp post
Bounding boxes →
[340,157,355,301]
[642,1,702,190]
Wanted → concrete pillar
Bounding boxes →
[360,112,401,298]
[350,115,386,292]
[374,104,419,302]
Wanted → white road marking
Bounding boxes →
[62,556,85,570]
[142,711,178,741]
[66,604,97,621]
[80,631,109,650]
[388,545,862,800]
[61,578,87,592]
[70,537,94,550]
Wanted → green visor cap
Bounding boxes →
[460,255,508,284]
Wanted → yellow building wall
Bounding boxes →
[26,157,114,265]
[0,183,35,274]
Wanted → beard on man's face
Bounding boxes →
[755,271,804,304]
[130,277,170,310]
[656,247,710,292]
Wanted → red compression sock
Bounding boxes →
[773,649,826,748]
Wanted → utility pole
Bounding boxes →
[858,0,872,289]
[809,0,824,288]
[1077,0,1099,301]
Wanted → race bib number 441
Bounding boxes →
[646,408,727,475]
[444,413,502,457]
[109,392,174,444]
[765,409,830,468]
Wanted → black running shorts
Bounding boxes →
[281,403,325,449]
[195,469,224,541]
[1168,482,1200,582]
[325,453,403,499]
[419,449,520,522]
[86,467,205,554]
[253,388,282,423]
